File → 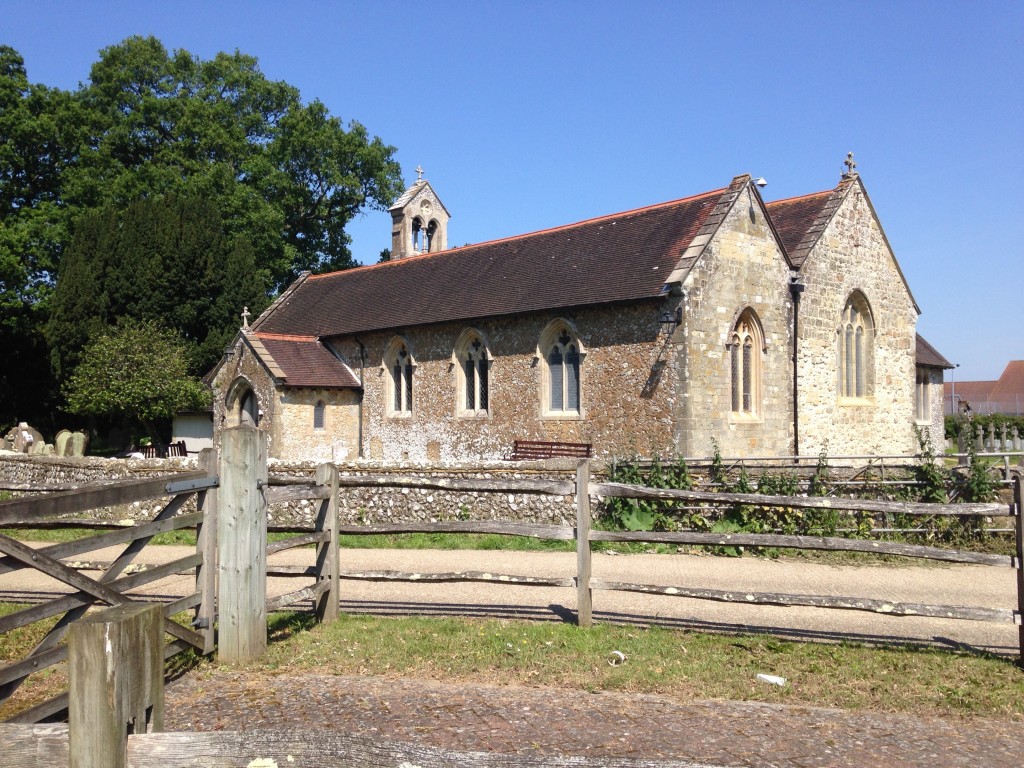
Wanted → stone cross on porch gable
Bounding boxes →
[241,306,250,330]
[416,165,424,181]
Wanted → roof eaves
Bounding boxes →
[916,333,954,369]
[243,332,288,382]
[319,294,669,342]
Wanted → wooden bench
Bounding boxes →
[509,440,592,461]
[141,440,188,459]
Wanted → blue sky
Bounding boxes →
[4,1,1021,381]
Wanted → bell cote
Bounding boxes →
[389,168,450,260]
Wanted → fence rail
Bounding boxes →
[263,463,1021,643]
[1,440,1022,764]
[0,457,214,723]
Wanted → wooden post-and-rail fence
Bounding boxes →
[0,430,1022,765]
[0,424,339,725]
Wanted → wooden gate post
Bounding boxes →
[315,462,340,623]
[1013,472,1024,668]
[218,424,268,662]
[68,603,164,768]
[195,447,218,655]
[576,459,593,627]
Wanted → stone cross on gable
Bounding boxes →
[241,306,250,329]
[843,152,857,177]
[416,165,424,181]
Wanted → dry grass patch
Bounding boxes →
[0,603,67,721]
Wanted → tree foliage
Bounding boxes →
[48,193,269,380]
[59,36,403,286]
[0,37,403,430]
[64,319,210,441]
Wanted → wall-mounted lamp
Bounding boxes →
[789,274,805,298]
[659,307,682,329]
[222,344,235,361]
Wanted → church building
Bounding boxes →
[210,157,951,463]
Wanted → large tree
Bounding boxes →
[63,36,402,286]
[0,37,403,430]
[48,194,269,380]
[0,47,82,431]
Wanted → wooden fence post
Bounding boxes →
[1013,472,1024,668]
[315,462,340,623]
[68,603,164,768]
[218,424,268,662]
[576,459,593,627]
[195,447,218,655]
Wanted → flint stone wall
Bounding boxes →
[0,453,194,488]
[0,455,592,527]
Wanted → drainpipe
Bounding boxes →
[789,275,804,462]
[356,338,367,459]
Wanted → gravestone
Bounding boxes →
[986,423,996,451]
[975,424,984,452]
[8,422,43,453]
[55,429,72,457]
[999,423,1008,451]
[68,431,89,457]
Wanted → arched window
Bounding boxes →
[313,400,326,430]
[538,321,584,416]
[411,217,423,252]
[239,389,258,426]
[225,377,259,428]
[426,220,438,252]
[728,309,763,417]
[838,292,874,400]
[384,338,415,415]
[454,329,491,415]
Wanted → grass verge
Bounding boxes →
[4,602,1022,721]
[246,612,1024,719]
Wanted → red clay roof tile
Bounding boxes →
[254,188,726,338]
[253,334,360,389]
[916,334,954,369]
[989,361,1024,399]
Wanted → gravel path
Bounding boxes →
[2,545,1018,653]
[164,671,1024,767]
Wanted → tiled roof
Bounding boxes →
[255,186,728,338]
[767,175,920,314]
[915,334,954,369]
[989,360,1024,399]
[388,179,428,211]
[251,333,360,389]
[765,191,833,259]
[943,380,996,403]
[765,179,854,268]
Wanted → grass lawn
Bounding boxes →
[240,611,1024,719]
[4,604,1022,722]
